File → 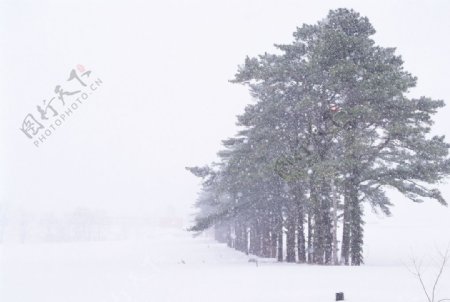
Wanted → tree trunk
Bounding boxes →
[311,184,325,264]
[262,220,272,258]
[227,224,234,248]
[286,207,296,262]
[341,186,351,265]
[297,204,306,263]
[350,190,364,265]
[269,214,277,258]
[307,211,313,263]
[322,182,333,265]
[331,180,339,265]
[234,220,247,253]
[277,207,284,262]
[249,222,257,255]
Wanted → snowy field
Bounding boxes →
[2,1,450,302]
[1,226,449,302]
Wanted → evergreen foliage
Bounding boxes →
[187,8,450,265]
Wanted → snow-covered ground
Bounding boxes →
[1,227,449,302]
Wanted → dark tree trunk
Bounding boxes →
[234,220,247,253]
[277,207,284,262]
[311,183,325,264]
[270,231,277,258]
[297,204,306,263]
[261,219,272,258]
[321,182,333,265]
[286,207,296,262]
[312,213,323,264]
[341,187,351,266]
[350,188,364,265]
[269,213,277,258]
[234,222,241,251]
[250,219,262,256]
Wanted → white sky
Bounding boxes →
[0,0,449,252]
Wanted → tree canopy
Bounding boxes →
[187,8,450,265]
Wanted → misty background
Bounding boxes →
[0,0,449,263]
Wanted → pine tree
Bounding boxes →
[187,8,450,267]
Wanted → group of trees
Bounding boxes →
[187,9,450,265]
[0,207,150,243]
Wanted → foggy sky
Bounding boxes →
[1,0,450,248]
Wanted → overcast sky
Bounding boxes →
[1,0,449,254]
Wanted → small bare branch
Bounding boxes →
[431,247,449,302]
[410,246,450,302]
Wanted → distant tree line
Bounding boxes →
[187,9,450,265]
[0,207,155,243]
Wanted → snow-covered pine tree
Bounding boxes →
[188,8,450,267]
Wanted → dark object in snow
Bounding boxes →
[335,292,344,301]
